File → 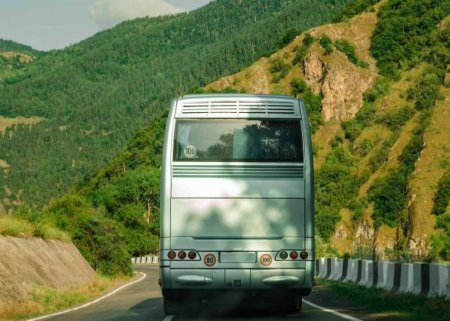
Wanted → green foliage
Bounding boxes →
[429,212,450,262]
[342,119,364,142]
[348,197,368,223]
[332,0,379,22]
[292,33,314,65]
[319,34,333,55]
[432,170,450,215]
[0,0,351,209]
[43,194,132,276]
[354,138,373,157]
[369,169,409,228]
[291,78,324,134]
[315,146,362,239]
[334,39,368,68]
[371,0,450,79]
[407,66,445,110]
[369,112,429,228]
[276,27,300,48]
[376,105,415,131]
[269,58,290,82]
[364,77,390,103]
[368,137,395,173]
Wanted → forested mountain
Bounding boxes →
[38,0,449,275]
[6,0,449,276]
[0,0,349,211]
[0,39,44,86]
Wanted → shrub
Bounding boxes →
[432,170,450,215]
[276,28,300,48]
[342,119,363,142]
[369,170,408,228]
[334,39,368,68]
[45,194,132,276]
[376,105,415,131]
[319,35,333,55]
[364,78,390,103]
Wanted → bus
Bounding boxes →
[159,94,314,314]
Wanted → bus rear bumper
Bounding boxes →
[161,267,313,292]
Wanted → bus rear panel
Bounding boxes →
[160,94,314,314]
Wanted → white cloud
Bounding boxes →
[90,0,184,28]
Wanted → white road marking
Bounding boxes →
[303,299,364,321]
[26,272,147,321]
[162,315,174,321]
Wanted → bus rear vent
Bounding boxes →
[177,100,299,118]
[172,164,304,178]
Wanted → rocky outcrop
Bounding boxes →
[303,12,378,121]
[0,236,95,309]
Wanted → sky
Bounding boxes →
[0,0,210,51]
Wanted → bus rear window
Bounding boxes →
[174,119,303,162]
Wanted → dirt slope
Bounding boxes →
[0,236,95,310]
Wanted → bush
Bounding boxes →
[433,171,450,215]
[319,35,333,55]
[342,119,363,142]
[428,212,450,261]
[364,78,390,103]
[334,39,368,68]
[45,194,132,276]
[376,105,415,131]
[276,28,300,48]
[369,169,408,228]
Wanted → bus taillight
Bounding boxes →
[290,251,299,260]
[168,251,176,260]
[188,251,197,260]
[300,251,308,260]
[178,251,186,260]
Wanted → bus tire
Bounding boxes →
[163,296,178,315]
[281,296,302,314]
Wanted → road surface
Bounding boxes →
[41,265,361,321]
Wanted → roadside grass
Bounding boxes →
[318,279,450,321]
[0,274,133,321]
[0,216,69,241]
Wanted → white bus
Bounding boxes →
[159,94,314,314]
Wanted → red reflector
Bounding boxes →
[188,251,197,259]
[168,251,176,260]
[300,251,308,260]
[290,251,298,260]
[178,251,186,260]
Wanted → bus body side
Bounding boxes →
[159,94,314,314]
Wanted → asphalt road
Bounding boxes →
[42,265,361,321]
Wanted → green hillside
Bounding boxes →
[0,0,349,211]
[9,0,448,276]
[0,39,44,86]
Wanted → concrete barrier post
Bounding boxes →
[398,263,414,294]
[412,263,430,296]
[428,263,449,297]
[344,259,357,283]
[318,258,326,278]
[328,258,339,280]
[153,256,159,264]
[376,261,389,289]
[359,260,374,287]
[339,257,349,281]
[333,258,344,280]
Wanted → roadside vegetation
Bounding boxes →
[315,279,450,321]
[0,274,132,321]
[0,215,69,241]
